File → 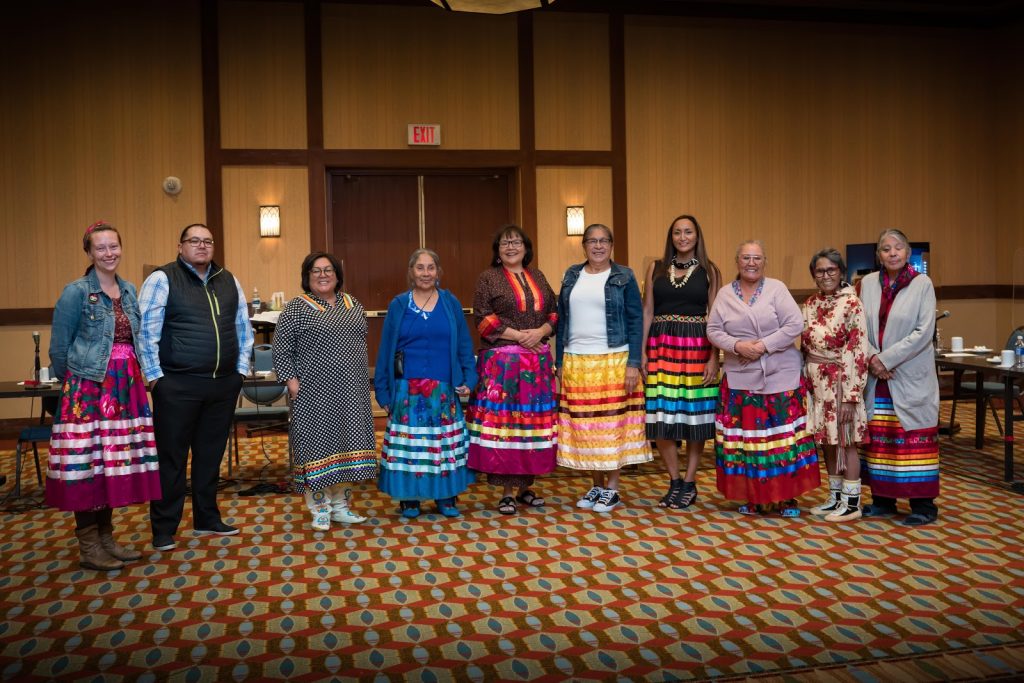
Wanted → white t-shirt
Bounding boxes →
[566,268,628,355]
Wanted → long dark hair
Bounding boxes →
[82,221,121,276]
[653,214,720,293]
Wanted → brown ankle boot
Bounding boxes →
[98,523,142,562]
[76,525,125,571]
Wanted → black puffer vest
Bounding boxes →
[157,258,240,377]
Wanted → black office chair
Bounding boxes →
[13,389,59,499]
[949,326,1024,438]
[228,344,289,475]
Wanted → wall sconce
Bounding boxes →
[566,206,585,236]
[259,205,280,238]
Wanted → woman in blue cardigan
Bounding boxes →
[374,249,477,519]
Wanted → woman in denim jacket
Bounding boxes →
[555,224,652,512]
[47,222,161,571]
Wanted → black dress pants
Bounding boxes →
[150,372,243,537]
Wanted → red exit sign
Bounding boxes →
[407,124,441,146]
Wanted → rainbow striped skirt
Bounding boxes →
[862,380,939,499]
[644,316,719,442]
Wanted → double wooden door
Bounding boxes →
[329,170,513,366]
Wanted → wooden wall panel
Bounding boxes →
[994,23,1024,318]
[0,2,205,312]
[625,17,997,289]
[219,1,307,149]
[222,167,311,303]
[535,167,614,290]
[322,5,519,150]
[534,13,611,151]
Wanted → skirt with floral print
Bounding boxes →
[378,377,474,501]
[46,343,161,511]
[467,344,557,476]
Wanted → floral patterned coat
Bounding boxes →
[801,285,870,446]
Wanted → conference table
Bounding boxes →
[935,353,1024,489]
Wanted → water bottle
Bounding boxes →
[252,288,262,315]
[1016,335,1024,369]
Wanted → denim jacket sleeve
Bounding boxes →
[623,271,643,368]
[49,281,84,381]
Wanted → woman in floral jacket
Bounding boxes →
[801,247,870,522]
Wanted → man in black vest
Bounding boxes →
[138,224,254,551]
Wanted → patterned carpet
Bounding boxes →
[1,411,1023,682]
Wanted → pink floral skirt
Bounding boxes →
[46,343,161,511]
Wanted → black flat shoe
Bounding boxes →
[861,504,898,518]
[902,513,937,526]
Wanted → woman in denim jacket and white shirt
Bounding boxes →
[47,222,161,571]
[556,224,652,512]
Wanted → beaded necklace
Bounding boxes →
[668,257,700,289]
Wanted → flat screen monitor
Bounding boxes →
[845,241,930,281]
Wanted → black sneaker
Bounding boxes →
[592,489,620,513]
[152,535,176,551]
[194,521,240,536]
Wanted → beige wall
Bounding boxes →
[535,167,614,287]
[322,5,519,150]
[221,167,312,301]
[219,1,307,149]
[624,17,998,287]
[0,2,205,310]
[3,3,1022,401]
[534,13,611,151]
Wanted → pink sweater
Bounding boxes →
[707,277,803,394]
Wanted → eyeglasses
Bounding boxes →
[182,238,214,247]
[814,267,840,278]
[584,238,612,246]
[310,267,335,276]
[738,255,764,263]
[499,239,524,248]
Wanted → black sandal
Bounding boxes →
[515,489,545,508]
[669,481,698,510]
[658,479,683,508]
[497,496,517,515]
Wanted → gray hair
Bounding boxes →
[808,247,846,277]
[734,239,766,262]
[407,248,443,288]
[582,223,613,244]
[876,228,910,253]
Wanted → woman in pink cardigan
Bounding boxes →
[706,240,819,517]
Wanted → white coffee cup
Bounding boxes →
[39,367,50,382]
[950,337,964,352]
[1001,349,1015,366]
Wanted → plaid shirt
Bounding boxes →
[137,262,254,382]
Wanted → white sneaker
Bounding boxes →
[331,507,367,524]
[577,486,604,509]
[592,489,621,513]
